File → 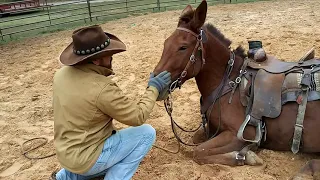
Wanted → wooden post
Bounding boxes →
[86,0,92,22]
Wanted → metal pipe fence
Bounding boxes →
[0,0,240,41]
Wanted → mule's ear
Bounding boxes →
[181,5,193,16]
[192,0,207,30]
[179,5,194,24]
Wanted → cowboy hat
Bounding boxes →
[59,25,126,66]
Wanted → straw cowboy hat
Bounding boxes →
[60,25,126,66]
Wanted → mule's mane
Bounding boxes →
[204,23,231,47]
[204,23,246,58]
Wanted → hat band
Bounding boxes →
[73,38,111,55]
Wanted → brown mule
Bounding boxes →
[153,0,320,179]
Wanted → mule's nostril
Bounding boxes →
[153,68,162,76]
[153,72,159,76]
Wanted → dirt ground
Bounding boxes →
[1,0,320,179]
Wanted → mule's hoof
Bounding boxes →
[192,155,205,165]
[245,150,263,166]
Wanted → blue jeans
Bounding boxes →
[56,124,156,180]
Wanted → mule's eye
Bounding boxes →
[179,46,187,51]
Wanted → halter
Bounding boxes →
[169,27,207,92]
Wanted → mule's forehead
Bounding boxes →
[165,30,196,45]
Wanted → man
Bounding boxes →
[51,25,171,180]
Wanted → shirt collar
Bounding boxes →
[74,63,115,76]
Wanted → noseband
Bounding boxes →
[169,27,207,92]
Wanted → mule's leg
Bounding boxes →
[194,150,263,166]
[192,127,207,144]
[291,159,320,180]
[193,130,263,166]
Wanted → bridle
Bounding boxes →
[163,26,238,147]
[163,27,208,147]
[168,27,207,92]
[159,27,254,164]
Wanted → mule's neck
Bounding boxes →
[195,32,243,98]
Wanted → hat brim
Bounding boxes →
[59,32,126,66]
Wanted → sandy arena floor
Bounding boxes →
[1,0,320,179]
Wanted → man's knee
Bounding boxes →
[139,124,156,142]
[56,169,72,180]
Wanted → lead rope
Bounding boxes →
[21,137,56,160]
[152,141,181,154]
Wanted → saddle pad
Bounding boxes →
[282,72,320,92]
[282,72,320,104]
[250,69,285,119]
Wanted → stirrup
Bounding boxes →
[237,115,262,144]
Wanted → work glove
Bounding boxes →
[148,71,172,94]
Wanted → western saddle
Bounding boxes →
[236,47,320,154]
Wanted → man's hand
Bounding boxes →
[148,71,171,93]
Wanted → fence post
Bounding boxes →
[125,0,128,12]
[45,0,52,25]
[0,28,4,41]
[86,0,92,22]
[157,0,160,11]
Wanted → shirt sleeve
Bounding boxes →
[96,81,159,126]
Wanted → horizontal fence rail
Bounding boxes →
[0,0,244,41]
